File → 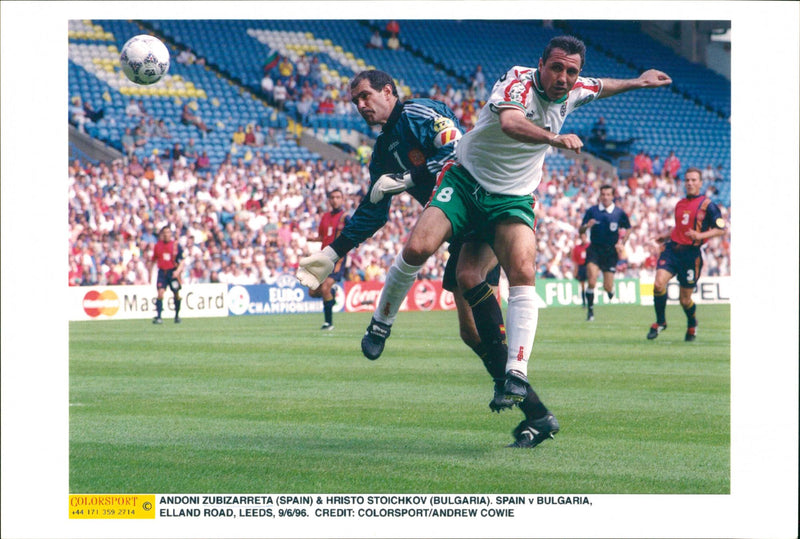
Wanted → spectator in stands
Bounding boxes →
[663,150,681,179]
[121,127,135,158]
[83,99,104,123]
[387,33,400,51]
[471,64,486,89]
[252,125,265,147]
[232,125,246,146]
[590,116,608,144]
[125,98,143,117]
[183,138,199,161]
[176,47,197,65]
[317,95,335,115]
[296,54,310,84]
[154,119,171,139]
[278,56,294,79]
[385,20,400,36]
[260,72,275,104]
[273,79,288,111]
[181,103,211,136]
[70,96,88,132]
[133,122,148,147]
[702,163,716,183]
[196,151,211,171]
[366,30,383,49]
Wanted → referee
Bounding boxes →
[579,185,630,321]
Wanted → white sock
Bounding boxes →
[373,251,423,326]
[505,285,539,379]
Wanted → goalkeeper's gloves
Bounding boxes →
[369,172,414,204]
[296,245,339,289]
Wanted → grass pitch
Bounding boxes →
[70,304,729,494]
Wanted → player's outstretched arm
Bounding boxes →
[598,70,672,99]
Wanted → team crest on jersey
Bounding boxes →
[433,116,454,132]
[433,116,461,148]
[610,222,618,232]
[408,148,426,166]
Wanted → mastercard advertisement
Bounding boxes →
[68,284,229,321]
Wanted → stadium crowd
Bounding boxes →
[69,49,730,288]
[68,144,730,287]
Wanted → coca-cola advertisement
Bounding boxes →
[344,280,456,313]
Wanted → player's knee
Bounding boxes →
[456,266,484,291]
[504,263,536,286]
[402,242,434,267]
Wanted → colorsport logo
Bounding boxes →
[82,290,120,317]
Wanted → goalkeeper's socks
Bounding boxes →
[323,299,335,325]
[373,252,422,326]
[464,281,506,380]
[504,286,539,379]
[654,289,668,326]
[585,289,595,309]
[683,300,697,328]
[519,384,549,421]
[156,298,163,318]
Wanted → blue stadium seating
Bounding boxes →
[69,19,731,206]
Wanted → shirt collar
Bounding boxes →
[534,70,569,104]
[382,100,404,133]
[600,203,615,213]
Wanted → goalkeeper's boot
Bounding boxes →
[321,322,334,331]
[152,316,163,325]
[685,325,697,342]
[507,413,560,449]
[647,323,667,340]
[489,379,515,413]
[503,370,528,404]
[361,318,391,360]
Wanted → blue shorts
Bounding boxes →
[329,256,347,282]
[156,268,179,291]
[657,241,703,288]
[586,244,619,273]
[576,264,587,282]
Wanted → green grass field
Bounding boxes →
[69,304,729,494]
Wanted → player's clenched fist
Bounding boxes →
[550,133,583,153]
[296,246,339,289]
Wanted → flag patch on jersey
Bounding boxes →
[435,127,461,148]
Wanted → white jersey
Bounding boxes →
[456,66,603,196]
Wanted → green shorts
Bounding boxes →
[429,163,536,244]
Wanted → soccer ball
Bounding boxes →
[119,35,170,85]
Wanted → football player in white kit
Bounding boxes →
[362,35,671,448]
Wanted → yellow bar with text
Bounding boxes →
[69,494,156,519]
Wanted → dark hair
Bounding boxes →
[350,69,398,97]
[685,167,702,178]
[600,184,614,193]
[542,35,586,68]
[327,188,343,198]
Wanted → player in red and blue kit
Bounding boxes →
[579,185,631,321]
[647,167,726,341]
[308,188,349,330]
[150,226,185,324]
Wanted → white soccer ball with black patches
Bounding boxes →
[120,34,170,85]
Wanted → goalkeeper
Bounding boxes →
[297,69,522,412]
